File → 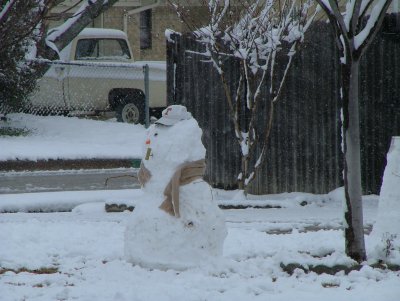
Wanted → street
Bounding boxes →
[0,168,140,194]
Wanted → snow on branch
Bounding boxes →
[343,0,358,30]
[355,0,392,51]
[45,0,119,58]
[46,1,90,56]
[317,0,392,61]
[194,0,315,74]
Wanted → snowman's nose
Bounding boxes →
[145,139,151,145]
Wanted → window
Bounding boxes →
[140,9,152,50]
[75,39,131,60]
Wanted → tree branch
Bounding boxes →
[316,0,346,54]
[326,0,351,42]
[43,0,120,60]
[358,0,375,25]
[349,0,362,35]
[355,0,392,58]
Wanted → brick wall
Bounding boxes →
[125,6,183,61]
[102,7,126,30]
[99,5,209,61]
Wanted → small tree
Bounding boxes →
[0,0,120,113]
[314,0,393,262]
[170,0,317,193]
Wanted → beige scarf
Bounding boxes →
[138,159,206,218]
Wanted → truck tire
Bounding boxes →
[116,101,144,124]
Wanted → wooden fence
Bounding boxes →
[166,15,400,195]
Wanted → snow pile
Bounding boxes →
[125,111,227,269]
[369,137,400,263]
[0,113,146,161]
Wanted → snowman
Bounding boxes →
[124,105,227,270]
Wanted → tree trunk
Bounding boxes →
[341,59,367,262]
[33,0,120,81]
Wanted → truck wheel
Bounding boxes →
[116,101,144,124]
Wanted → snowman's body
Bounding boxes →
[124,118,227,270]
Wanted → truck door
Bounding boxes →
[30,63,67,113]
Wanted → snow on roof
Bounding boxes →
[77,28,128,40]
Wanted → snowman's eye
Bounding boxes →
[154,133,158,137]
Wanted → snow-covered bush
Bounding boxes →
[0,0,49,113]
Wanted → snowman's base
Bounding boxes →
[124,199,227,270]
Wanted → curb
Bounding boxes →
[0,158,141,172]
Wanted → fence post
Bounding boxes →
[143,64,150,128]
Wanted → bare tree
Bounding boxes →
[314,0,393,262]
[0,0,119,112]
[170,0,317,193]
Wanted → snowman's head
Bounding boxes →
[155,105,192,126]
[143,106,205,168]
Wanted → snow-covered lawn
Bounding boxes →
[0,113,146,161]
[1,190,399,301]
[1,114,399,300]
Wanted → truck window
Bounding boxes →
[75,39,131,60]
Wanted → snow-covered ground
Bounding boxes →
[0,113,146,161]
[1,190,399,301]
[1,114,399,300]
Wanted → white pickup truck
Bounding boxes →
[30,28,167,124]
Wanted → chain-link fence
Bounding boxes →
[2,60,162,125]
[32,61,149,123]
